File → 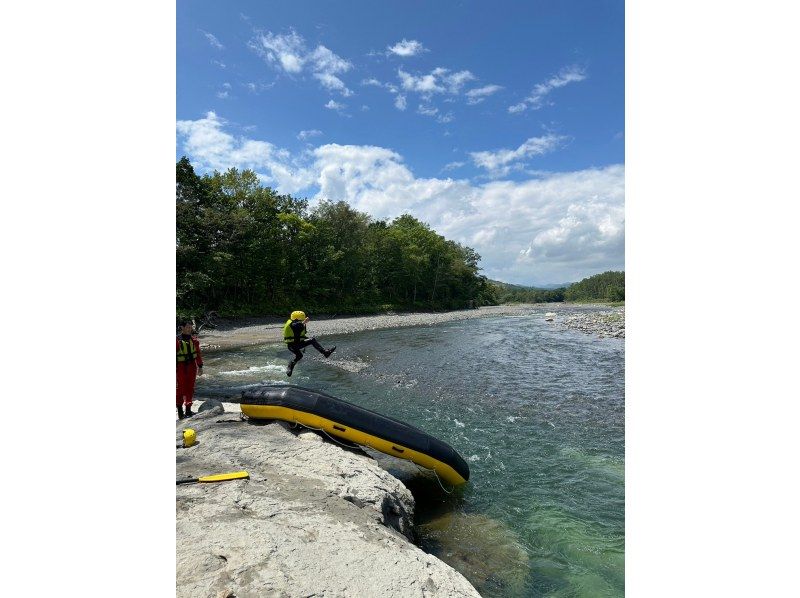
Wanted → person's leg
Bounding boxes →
[301,337,336,357]
[184,364,197,416]
[286,344,303,376]
[176,369,186,419]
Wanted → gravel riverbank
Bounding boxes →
[559,306,625,339]
[197,303,624,352]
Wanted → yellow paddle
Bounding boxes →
[176,471,249,485]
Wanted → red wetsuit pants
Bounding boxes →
[176,362,198,408]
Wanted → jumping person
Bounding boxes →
[284,310,336,376]
[176,319,203,419]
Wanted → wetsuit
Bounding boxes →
[286,320,328,364]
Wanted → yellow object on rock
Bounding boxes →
[182,428,197,448]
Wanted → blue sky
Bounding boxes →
[177,0,624,285]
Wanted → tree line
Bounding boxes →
[563,271,625,302]
[490,282,566,304]
[176,157,496,316]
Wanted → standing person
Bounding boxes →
[284,310,336,377]
[176,319,203,419]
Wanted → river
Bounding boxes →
[197,308,624,597]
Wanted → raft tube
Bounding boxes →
[240,385,470,486]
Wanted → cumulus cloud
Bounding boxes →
[324,99,345,110]
[249,29,353,96]
[470,134,567,176]
[394,94,407,111]
[297,129,323,141]
[509,65,586,113]
[465,84,503,105]
[398,68,444,95]
[176,113,624,283]
[200,30,224,50]
[175,111,314,194]
[387,39,427,57]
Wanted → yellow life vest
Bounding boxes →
[283,319,307,344]
[177,337,198,363]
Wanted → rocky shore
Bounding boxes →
[198,303,624,352]
[557,306,625,339]
[176,401,480,598]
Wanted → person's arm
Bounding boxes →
[194,337,204,374]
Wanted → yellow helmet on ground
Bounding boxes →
[183,428,197,448]
[291,310,306,321]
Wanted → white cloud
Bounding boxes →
[509,65,586,113]
[216,90,229,99]
[297,129,323,141]
[466,84,503,105]
[250,29,353,96]
[437,111,454,124]
[309,45,351,75]
[361,105,370,111]
[441,161,465,172]
[398,69,445,94]
[175,111,314,194]
[394,95,407,111]
[324,100,345,110]
[244,81,275,94]
[445,70,475,93]
[251,30,306,73]
[200,30,224,50]
[470,134,566,176]
[361,78,384,87]
[176,114,624,283]
[314,72,353,96]
[211,60,226,69]
[397,67,475,97]
[387,39,426,57]
[417,104,438,116]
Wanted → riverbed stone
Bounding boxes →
[176,408,480,597]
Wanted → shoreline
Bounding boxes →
[197,303,623,352]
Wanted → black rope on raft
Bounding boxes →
[413,463,455,494]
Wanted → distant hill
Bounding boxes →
[488,279,568,304]
[489,279,574,291]
[489,272,624,304]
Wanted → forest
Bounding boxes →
[177,158,624,316]
[177,157,496,316]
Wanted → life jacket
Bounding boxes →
[283,319,307,344]
[177,336,199,363]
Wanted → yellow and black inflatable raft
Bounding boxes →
[240,385,470,486]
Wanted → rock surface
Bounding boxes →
[558,306,625,338]
[176,404,480,598]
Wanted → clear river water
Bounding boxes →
[197,309,624,597]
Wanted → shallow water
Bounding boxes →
[198,307,624,597]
